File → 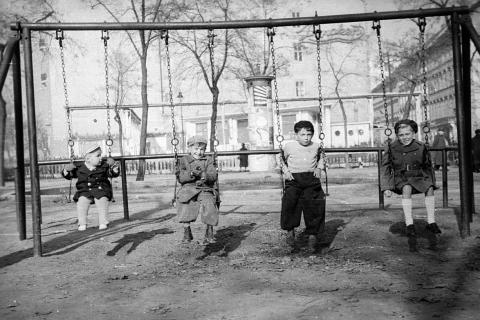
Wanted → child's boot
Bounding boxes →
[307,234,317,253]
[426,222,441,234]
[406,224,418,252]
[286,229,295,247]
[183,226,193,243]
[204,225,214,244]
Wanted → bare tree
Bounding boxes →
[325,43,361,168]
[92,0,185,180]
[110,46,136,156]
[172,0,231,151]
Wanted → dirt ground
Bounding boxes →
[0,167,480,320]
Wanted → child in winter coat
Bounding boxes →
[381,119,441,252]
[62,145,120,231]
[176,136,219,244]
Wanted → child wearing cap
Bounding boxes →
[381,119,440,252]
[62,145,120,231]
[176,135,219,244]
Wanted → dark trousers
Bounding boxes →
[281,172,326,235]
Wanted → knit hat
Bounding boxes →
[187,136,207,147]
[84,145,102,157]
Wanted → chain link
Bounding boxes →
[313,24,325,162]
[102,29,113,156]
[162,30,179,168]
[417,17,430,146]
[267,27,285,175]
[208,29,219,167]
[372,20,392,141]
[56,29,75,160]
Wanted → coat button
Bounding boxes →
[88,182,91,186]
[89,188,92,190]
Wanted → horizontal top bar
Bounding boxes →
[11,6,470,31]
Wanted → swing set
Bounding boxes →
[1,6,478,257]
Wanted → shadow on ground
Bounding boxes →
[196,223,257,260]
[0,203,175,268]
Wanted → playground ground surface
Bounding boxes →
[0,166,480,320]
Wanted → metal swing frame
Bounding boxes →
[3,6,478,256]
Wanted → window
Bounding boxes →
[348,130,354,136]
[295,81,305,97]
[195,122,208,138]
[215,121,230,145]
[40,73,48,87]
[335,130,341,136]
[293,43,303,61]
[282,114,296,140]
[237,119,248,144]
[39,38,46,51]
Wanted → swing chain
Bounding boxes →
[56,29,75,160]
[313,24,325,160]
[102,29,113,155]
[164,30,179,167]
[372,20,392,140]
[267,27,285,170]
[417,17,430,145]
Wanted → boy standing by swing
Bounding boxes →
[62,145,120,231]
[176,136,219,244]
[280,120,326,252]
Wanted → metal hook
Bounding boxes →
[161,29,169,45]
[313,24,322,40]
[267,26,275,42]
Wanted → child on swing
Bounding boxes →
[62,145,120,231]
[381,119,441,252]
[176,136,219,244]
[280,120,326,252]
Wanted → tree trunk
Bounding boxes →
[114,110,124,156]
[209,86,219,152]
[0,94,6,186]
[402,80,417,120]
[136,55,149,181]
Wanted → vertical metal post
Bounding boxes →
[12,34,26,240]
[377,149,384,209]
[462,20,474,222]
[442,149,448,208]
[120,159,129,220]
[451,13,471,237]
[23,28,43,256]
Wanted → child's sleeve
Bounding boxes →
[205,157,218,183]
[277,144,290,172]
[380,146,394,191]
[176,157,196,183]
[61,165,78,180]
[107,161,120,178]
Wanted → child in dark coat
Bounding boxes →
[381,119,441,252]
[62,145,120,231]
[176,136,219,244]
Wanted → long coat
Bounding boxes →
[62,161,120,202]
[431,133,449,166]
[176,155,218,203]
[381,139,436,194]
